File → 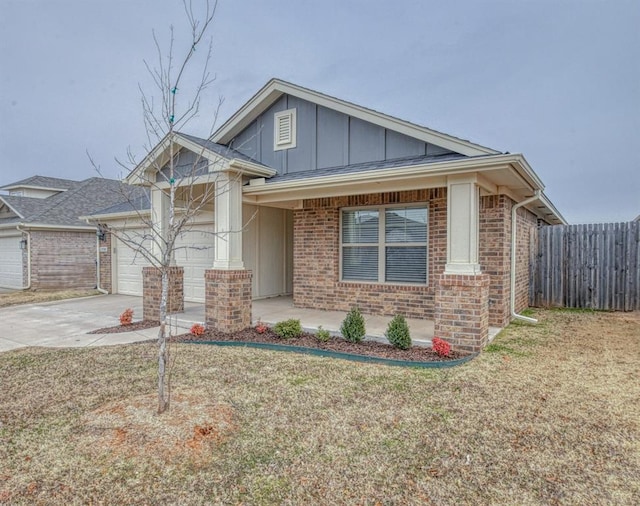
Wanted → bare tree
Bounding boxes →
[91,0,226,414]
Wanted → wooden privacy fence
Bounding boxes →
[530,221,640,311]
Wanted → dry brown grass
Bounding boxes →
[0,289,100,308]
[0,309,638,505]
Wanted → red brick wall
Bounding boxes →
[479,195,511,327]
[292,189,539,327]
[29,230,97,290]
[434,273,490,352]
[142,266,184,321]
[205,269,252,332]
[293,189,447,319]
[515,206,538,313]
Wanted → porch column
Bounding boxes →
[435,175,490,352]
[445,175,481,275]
[205,171,252,332]
[150,188,170,263]
[143,188,184,319]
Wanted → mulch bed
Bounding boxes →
[88,320,160,334]
[173,327,467,362]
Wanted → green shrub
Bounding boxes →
[341,306,366,343]
[273,319,302,339]
[385,314,411,350]
[316,326,331,342]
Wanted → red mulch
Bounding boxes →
[173,327,467,362]
[88,321,160,334]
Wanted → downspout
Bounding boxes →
[16,224,31,290]
[95,224,108,295]
[510,191,541,323]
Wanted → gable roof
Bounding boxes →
[0,175,79,192]
[212,78,499,157]
[125,131,275,185]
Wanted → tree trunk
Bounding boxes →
[157,269,170,414]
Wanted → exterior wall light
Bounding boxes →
[19,238,28,250]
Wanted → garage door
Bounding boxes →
[175,224,214,303]
[0,235,23,288]
[115,230,151,296]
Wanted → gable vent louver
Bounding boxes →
[274,108,297,150]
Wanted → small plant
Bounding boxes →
[273,319,302,339]
[255,320,268,334]
[341,306,366,343]
[432,337,451,358]
[119,308,133,326]
[385,314,412,350]
[316,326,331,342]
[190,323,205,336]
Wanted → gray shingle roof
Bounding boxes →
[178,132,267,166]
[263,152,471,184]
[0,175,79,190]
[0,177,144,228]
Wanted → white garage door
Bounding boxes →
[115,230,151,296]
[175,224,214,303]
[0,235,23,288]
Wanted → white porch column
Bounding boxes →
[213,171,245,270]
[150,188,170,262]
[444,174,482,275]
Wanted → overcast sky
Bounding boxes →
[1,0,638,224]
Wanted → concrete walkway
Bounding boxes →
[0,294,444,353]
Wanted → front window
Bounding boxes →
[341,205,428,284]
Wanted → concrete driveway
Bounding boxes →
[0,294,160,353]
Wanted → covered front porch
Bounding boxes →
[171,295,501,346]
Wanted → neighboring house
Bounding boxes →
[0,176,139,290]
[89,78,566,352]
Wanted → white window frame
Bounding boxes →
[273,108,297,151]
[340,203,429,286]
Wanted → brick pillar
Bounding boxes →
[434,274,490,353]
[205,269,252,333]
[142,267,184,321]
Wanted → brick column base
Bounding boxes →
[434,274,490,353]
[205,269,252,333]
[142,267,184,321]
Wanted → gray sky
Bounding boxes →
[1,0,638,224]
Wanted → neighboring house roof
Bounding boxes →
[0,175,79,192]
[212,78,499,157]
[0,177,142,230]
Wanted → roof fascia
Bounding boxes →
[212,79,499,157]
[15,222,97,232]
[0,185,69,193]
[0,197,25,219]
[80,209,151,222]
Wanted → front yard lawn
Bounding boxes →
[0,289,100,308]
[0,309,638,504]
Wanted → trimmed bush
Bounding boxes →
[341,306,366,343]
[316,326,331,342]
[273,319,302,339]
[385,314,411,350]
[190,323,205,336]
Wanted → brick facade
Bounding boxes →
[291,189,539,351]
[142,266,184,321]
[205,269,252,332]
[29,230,96,290]
[434,274,490,352]
[293,189,447,319]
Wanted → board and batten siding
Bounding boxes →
[229,94,457,175]
[530,221,640,311]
